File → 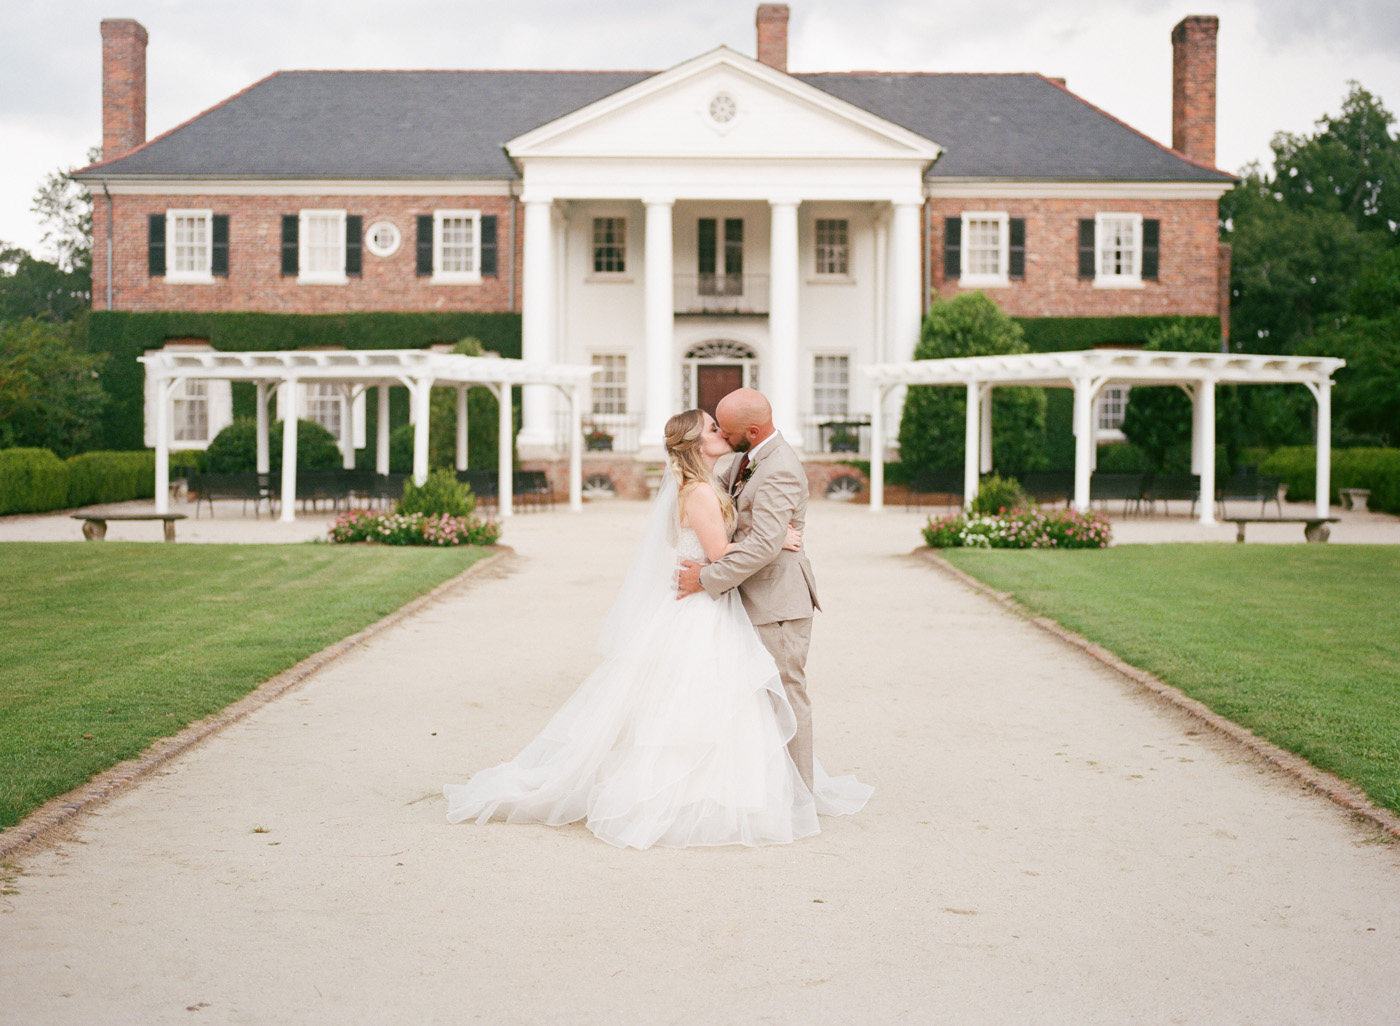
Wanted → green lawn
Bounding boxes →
[941,545,1400,815]
[0,542,493,829]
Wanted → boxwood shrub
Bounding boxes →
[1259,446,1400,513]
[65,451,155,507]
[0,448,70,515]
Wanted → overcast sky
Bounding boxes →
[3,0,1398,260]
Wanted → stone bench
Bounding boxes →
[71,512,188,542]
[1226,517,1339,544]
[1339,488,1371,512]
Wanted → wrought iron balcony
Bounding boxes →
[673,274,770,316]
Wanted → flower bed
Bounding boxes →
[923,508,1112,549]
[329,509,501,547]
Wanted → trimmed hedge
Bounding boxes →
[81,311,523,451]
[1014,315,1221,353]
[0,448,158,514]
[1258,446,1400,514]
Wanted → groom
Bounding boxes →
[676,388,820,791]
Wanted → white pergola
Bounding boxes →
[140,349,598,521]
[864,349,1347,524]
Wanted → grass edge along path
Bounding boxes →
[0,544,509,858]
[926,546,1400,839]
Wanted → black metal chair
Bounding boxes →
[1146,473,1202,516]
[457,470,499,509]
[1090,472,1148,515]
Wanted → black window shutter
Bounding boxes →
[416,215,434,276]
[1008,218,1025,280]
[480,215,498,277]
[1078,219,1096,279]
[1142,218,1160,281]
[281,215,299,277]
[943,217,961,279]
[211,215,229,277]
[697,218,716,275]
[148,214,166,277]
[345,215,362,277]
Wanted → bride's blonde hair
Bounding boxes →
[664,409,735,531]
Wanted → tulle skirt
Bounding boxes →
[444,589,872,850]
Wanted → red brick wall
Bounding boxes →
[92,191,523,313]
[1172,16,1218,168]
[756,4,790,73]
[925,196,1221,318]
[101,19,147,162]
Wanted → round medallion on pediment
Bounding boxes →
[708,92,737,124]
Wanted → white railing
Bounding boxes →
[555,410,643,454]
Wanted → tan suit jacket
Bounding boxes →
[699,431,820,625]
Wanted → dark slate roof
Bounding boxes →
[76,68,1232,183]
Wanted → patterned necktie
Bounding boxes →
[732,453,750,496]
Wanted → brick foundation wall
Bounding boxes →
[92,192,523,313]
[925,196,1221,318]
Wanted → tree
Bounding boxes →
[31,146,101,276]
[0,319,108,456]
[897,292,1047,473]
[0,243,91,323]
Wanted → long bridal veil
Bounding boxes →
[595,471,680,658]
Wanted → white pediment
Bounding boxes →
[507,48,941,165]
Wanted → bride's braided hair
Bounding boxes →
[664,409,735,531]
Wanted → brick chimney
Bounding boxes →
[101,18,148,161]
[1171,15,1218,166]
[756,4,789,73]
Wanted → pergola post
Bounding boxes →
[456,386,469,471]
[376,384,390,475]
[496,383,514,517]
[1187,384,1203,474]
[1072,376,1095,512]
[964,381,981,509]
[869,385,887,511]
[279,377,299,523]
[979,386,993,474]
[567,384,583,512]
[153,376,175,514]
[1313,379,1332,518]
[255,381,271,475]
[410,378,433,486]
[1197,378,1217,525]
[338,384,356,470]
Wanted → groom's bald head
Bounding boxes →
[715,388,774,451]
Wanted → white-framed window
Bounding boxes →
[960,212,1009,286]
[299,210,347,284]
[812,355,850,418]
[1097,385,1131,432]
[166,209,213,282]
[814,219,849,276]
[1095,213,1143,287]
[591,354,628,415]
[433,209,481,283]
[592,217,626,274]
[365,220,400,258]
[304,383,343,438]
[172,379,210,442]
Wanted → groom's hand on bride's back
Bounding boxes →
[677,560,704,598]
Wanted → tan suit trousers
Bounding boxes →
[753,616,814,792]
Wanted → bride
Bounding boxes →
[443,408,872,849]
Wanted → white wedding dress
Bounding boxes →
[444,482,872,850]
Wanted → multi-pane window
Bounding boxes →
[1097,214,1141,281]
[813,355,850,418]
[435,211,479,279]
[170,212,210,276]
[592,218,626,273]
[303,384,343,438]
[1097,385,1130,431]
[814,219,849,276]
[591,354,627,415]
[300,210,346,280]
[172,379,209,442]
[960,213,1009,283]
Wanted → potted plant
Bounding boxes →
[584,426,614,451]
[828,427,860,453]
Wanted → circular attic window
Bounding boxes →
[365,220,401,258]
[708,92,737,124]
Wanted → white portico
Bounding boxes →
[864,349,1346,523]
[506,47,938,459]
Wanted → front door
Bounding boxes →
[697,365,744,418]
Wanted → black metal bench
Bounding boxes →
[905,469,964,511]
[190,473,276,518]
[1090,472,1148,515]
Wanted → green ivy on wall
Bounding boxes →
[1013,315,1221,353]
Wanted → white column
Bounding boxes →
[496,384,514,517]
[642,198,675,449]
[338,385,356,470]
[153,377,172,514]
[1072,377,1094,512]
[568,384,583,512]
[889,202,923,363]
[1314,379,1332,519]
[980,386,993,473]
[376,384,390,475]
[1198,378,1217,525]
[519,197,554,450]
[410,378,432,486]
[255,381,270,475]
[769,199,801,444]
[1188,384,1203,474]
[456,386,469,471]
[964,382,981,510]
[279,377,299,523]
[869,384,886,512]
[873,211,889,360]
